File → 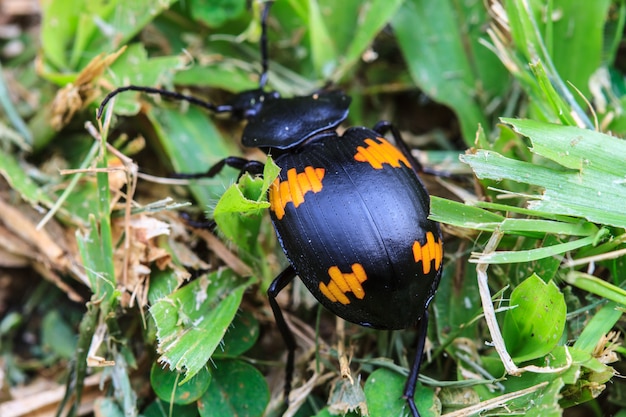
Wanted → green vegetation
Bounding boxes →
[1,0,625,416]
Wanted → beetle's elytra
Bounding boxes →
[98,3,443,416]
[269,125,442,330]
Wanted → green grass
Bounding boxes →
[1,0,625,416]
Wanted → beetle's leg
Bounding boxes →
[173,156,264,180]
[403,311,429,417]
[267,265,298,400]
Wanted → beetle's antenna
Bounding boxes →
[97,85,233,120]
[258,1,273,89]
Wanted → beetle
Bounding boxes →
[98,3,443,416]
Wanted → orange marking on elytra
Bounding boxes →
[354,138,410,169]
[412,232,443,275]
[269,166,325,219]
[320,264,368,305]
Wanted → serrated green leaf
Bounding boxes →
[463,120,626,228]
[503,274,566,362]
[213,175,268,254]
[150,270,250,383]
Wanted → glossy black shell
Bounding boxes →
[241,90,351,149]
[268,127,443,329]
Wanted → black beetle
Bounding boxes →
[98,3,443,416]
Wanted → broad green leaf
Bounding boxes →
[40,0,82,70]
[214,310,260,358]
[143,399,199,417]
[198,359,269,417]
[504,118,626,176]
[331,0,405,82]
[503,274,566,362]
[364,368,439,417]
[523,378,564,417]
[150,270,250,383]
[189,0,246,28]
[392,0,506,144]
[150,363,211,405]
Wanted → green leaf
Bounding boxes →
[105,44,185,115]
[573,301,623,353]
[462,119,626,228]
[213,158,278,254]
[198,359,269,417]
[503,274,566,362]
[213,175,268,254]
[148,105,239,209]
[41,311,77,359]
[40,0,82,70]
[189,0,246,28]
[150,362,211,405]
[364,368,439,417]
[41,0,178,74]
[392,0,506,144]
[331,0,405,82]
[215,310,260,358]
[150,269,251,383]
[564,271,626,306]
[143,399,199,417]
[430,197,505,230]
[0,148,55,208]
[473,235,595,264]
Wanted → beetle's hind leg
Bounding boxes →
[403,311,429,417]
[267,265,298,402]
